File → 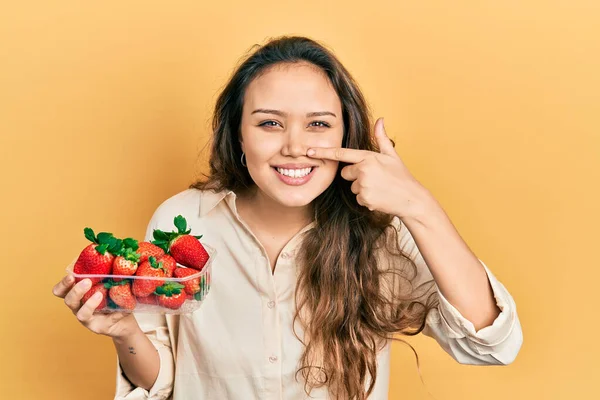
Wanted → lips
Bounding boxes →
[271,163,319,169]
[272,166,316,186]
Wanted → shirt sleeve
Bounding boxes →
[393,216,523,365]
[114,204,176,399]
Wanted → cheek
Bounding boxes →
[244,137,280,163]
[309,130,344,148]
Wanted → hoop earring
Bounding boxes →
[241,152,247,167]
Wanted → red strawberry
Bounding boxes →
[173,267,201,295]
[158,255,177,277]
[152,215,209,271]
[112,244,141,282]
[73,228,123,284]
[74,244,115,285]
[155,282,187,310]
[81,282,108,310]
[136,242,165,264]
[132,256,167,298]
[108,281,136,310]
[137,293,158,305]
[112,257,137,281]
[170,236,209,271]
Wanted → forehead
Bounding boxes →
[243,62,342,113]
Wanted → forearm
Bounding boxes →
[113,326,161,391]
[399,191,501,331]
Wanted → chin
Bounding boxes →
[270,188,318,208]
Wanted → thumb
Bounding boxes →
[374,118,397,157]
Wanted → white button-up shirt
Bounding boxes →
[114,188,523,400]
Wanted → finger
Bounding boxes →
[356,193,367,207]
[52,274,76,299]
[374,118,397,157]
[64,278,93,311]
[340,165,359,181]
[356,194,374,211]
[76,290,104,323]
[306,147,371,164]
[350,180,360,194]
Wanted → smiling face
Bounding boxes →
[239,62,344,208]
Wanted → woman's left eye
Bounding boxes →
[310,121,331,128]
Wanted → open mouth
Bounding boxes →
[271,166,317,186]
[273,167,314,179]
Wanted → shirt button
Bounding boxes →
[280,252,291,259]
[267,301,275,309]
[269,356,278,363]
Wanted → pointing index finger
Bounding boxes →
[306,147,370,163]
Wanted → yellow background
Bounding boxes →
[1,1,598,399]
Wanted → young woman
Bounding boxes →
[53,36,523,400]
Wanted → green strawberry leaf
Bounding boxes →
[153,230,170,241]
[155,285,166,295]
[194,291,202,301]
[108,238,123,255]
[193,235,203,240]
[84,227,96,243]
[123,238,138,251]
[124,249,141,263]
[96,243,109,254]
[174,215,187,234]
[97,232,114,245]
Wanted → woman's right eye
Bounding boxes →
[258,120,280,128]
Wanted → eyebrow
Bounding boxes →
[251,109,337,118]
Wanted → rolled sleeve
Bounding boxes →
[426,259,523,365]
[114,314,175,399]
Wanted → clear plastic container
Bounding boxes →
[65,244,215,314]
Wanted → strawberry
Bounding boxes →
[155,282,187,310]
[108,280,136,310]
[170,236,209,271]
[173,267,201,295]
[132,256,167,298]
[158,254,177,277]
[73,228,123,284]
[137,293,158,305]
[136,242,165,264]
[81,282,108,310]
[152,215,209,271]
[112,241,141,282]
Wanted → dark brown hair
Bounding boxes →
[190,35,438,399]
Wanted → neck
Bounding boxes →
[237,187,313,233]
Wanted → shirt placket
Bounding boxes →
[253,250,281,400]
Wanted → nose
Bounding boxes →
[280,124,307,158]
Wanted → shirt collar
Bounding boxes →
[199,189,234,217]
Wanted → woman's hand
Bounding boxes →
[307,117,435,221]
[52,273,140,340]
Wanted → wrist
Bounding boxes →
[397,184,442,228]
[112,321,143,344]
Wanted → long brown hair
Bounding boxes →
[190,35,438,399]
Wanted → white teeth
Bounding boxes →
[276,167,313,178]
